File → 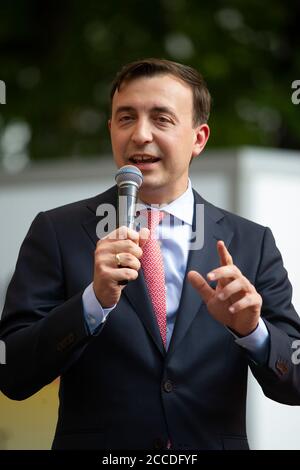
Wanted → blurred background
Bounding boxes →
[0,0,300,450]
[1,0,300,169]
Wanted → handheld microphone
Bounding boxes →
[115,165,143,229]
[115,165,143,286]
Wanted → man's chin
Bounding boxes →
[140,178,163,192]
[139,181,168,203]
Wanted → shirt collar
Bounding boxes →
[138,179,194,226]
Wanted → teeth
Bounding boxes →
[131,155,157,163]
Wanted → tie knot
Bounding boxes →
[146,209,165,233]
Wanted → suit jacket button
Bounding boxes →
[275,359,289,375]
[163,380,173,393]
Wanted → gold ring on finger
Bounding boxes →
[115,253,122,267]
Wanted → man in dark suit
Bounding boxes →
[1,58,300,450]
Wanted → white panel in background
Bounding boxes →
[239,150,300,450]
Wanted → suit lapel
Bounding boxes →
[82,186,118,247]
[82,185,165,356]
[167,190,234,359]
[123,271,165,356]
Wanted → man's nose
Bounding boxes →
[131,119,153,145]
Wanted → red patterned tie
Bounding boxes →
[141,210,167,347]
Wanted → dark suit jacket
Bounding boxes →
[1,186,300,450]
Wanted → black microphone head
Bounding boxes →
[115,165,143,189]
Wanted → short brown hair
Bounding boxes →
[110,58,211,126]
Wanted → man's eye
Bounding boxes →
[119,115,133,122]
[156,116,172,124]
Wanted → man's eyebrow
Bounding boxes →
[151,106,178,120]
[114,105,178,120]
[114,106,136,115]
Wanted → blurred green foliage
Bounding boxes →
[0,0,299,161]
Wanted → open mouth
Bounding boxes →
[129,155,161,164]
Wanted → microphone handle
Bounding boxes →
[117,184,139,285]
[117,184,138,230]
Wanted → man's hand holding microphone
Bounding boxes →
[92,165,149,308]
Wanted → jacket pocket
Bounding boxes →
[222,435,249,450]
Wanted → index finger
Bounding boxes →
[217,240,233,267]
[188,270,214,304]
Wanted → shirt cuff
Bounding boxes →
[228,317,270,365]
[82,283,116,334]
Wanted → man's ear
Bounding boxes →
[108,119,112,131]
[191,124,210,158]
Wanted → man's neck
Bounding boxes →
[139,182,190,206]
